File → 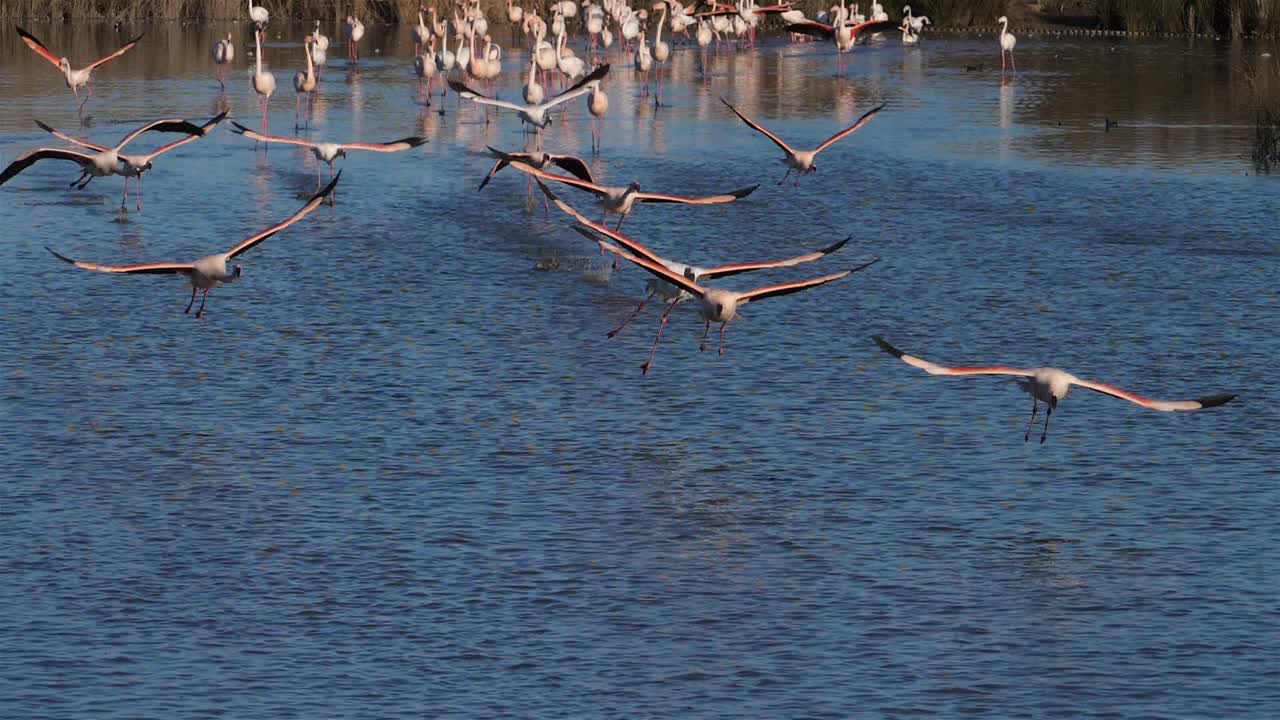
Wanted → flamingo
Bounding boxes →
[248,0,269,39]
[588,78,609,153]
[312,20,330,53]
[251,28,276,132]
[228,122,426,195]
[415,38,438,101]
[32,113,225,212]
[346,15,365,63]
[511,160,757,231]
[47,175,340,319]
[556,29,585,87]
[448,64,609,145]
[998,15,1016,71]
[633,30,652,97]
[786,11,895,70]
[293,37,319,130]
[479,146,593,190]
[871,337,1238,444]
[16,26,143,118]
[413,6,432,53]
[523,53,545,105]
[212,33,234,90]
[651,2,669,105]
[720,98,883,186]
[3,118,209,210]
[508,0,525,45]
[540,181,877,370]
[568,219,854,349]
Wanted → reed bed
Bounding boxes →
[2,0,1280,34]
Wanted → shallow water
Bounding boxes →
[1,21,1277,718]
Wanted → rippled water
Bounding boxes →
[2,22,1277,718]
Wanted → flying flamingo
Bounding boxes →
[2,118,209,211]
[871,336,1238,444]
[539,181,877,373]
[47,174,340,320]
[448,64,609,146]
[212,33,235,89]
[567,220,854,344]
[509,160,757,231]
[720,98,883,186]
[33,112,226,212]
[16,25,143,118]
[293,37,318,129]
[785,11,895,71]
[478,146,593,190]
[997,15,1016,71]
[227,122,426,196]
[251,28,276,133]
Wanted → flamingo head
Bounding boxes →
[336,149,348,159]
[143,161,154,172]
[627,180,642,193]
[232,264,243,279]
[997,15,1007,22]
[58,58,71,72]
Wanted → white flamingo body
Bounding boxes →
[248,0,269,33]
[998,15,1016,70]
[251,30,276,129]
[213,33,234,87]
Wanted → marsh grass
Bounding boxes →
[1245,57,1280,172]
[3,0,1280,33]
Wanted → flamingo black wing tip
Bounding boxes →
[872,335,904,358]
[1197,393,1238,409]
[820,235,852,255]
[852,256,881,273]
[227,120,250,135]
[314,170,342,202]
[34,119,55,132]
[732,184,760,198]
[46,246,75,264]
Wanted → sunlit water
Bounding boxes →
[2,22,1277,718]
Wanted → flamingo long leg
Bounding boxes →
[778,168,793,186]
[699,319,711,352]
[1024,398,1039,443]
[184,287,198,314]
[640,302,677,376]
[195,289,210,318]
[717,322,728,356]
[1041,403,1053,444]
[608,290,655,338]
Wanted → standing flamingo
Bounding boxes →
[251,29,276,133]
[651,2,669,105]
[248,0,269,40]
[212,33,234,90]
[998,15,1017,71]
[588,78,609,154]
[293,37,318,129]
[346,15,366,63]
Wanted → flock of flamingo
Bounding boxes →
[1,3,1237,442]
